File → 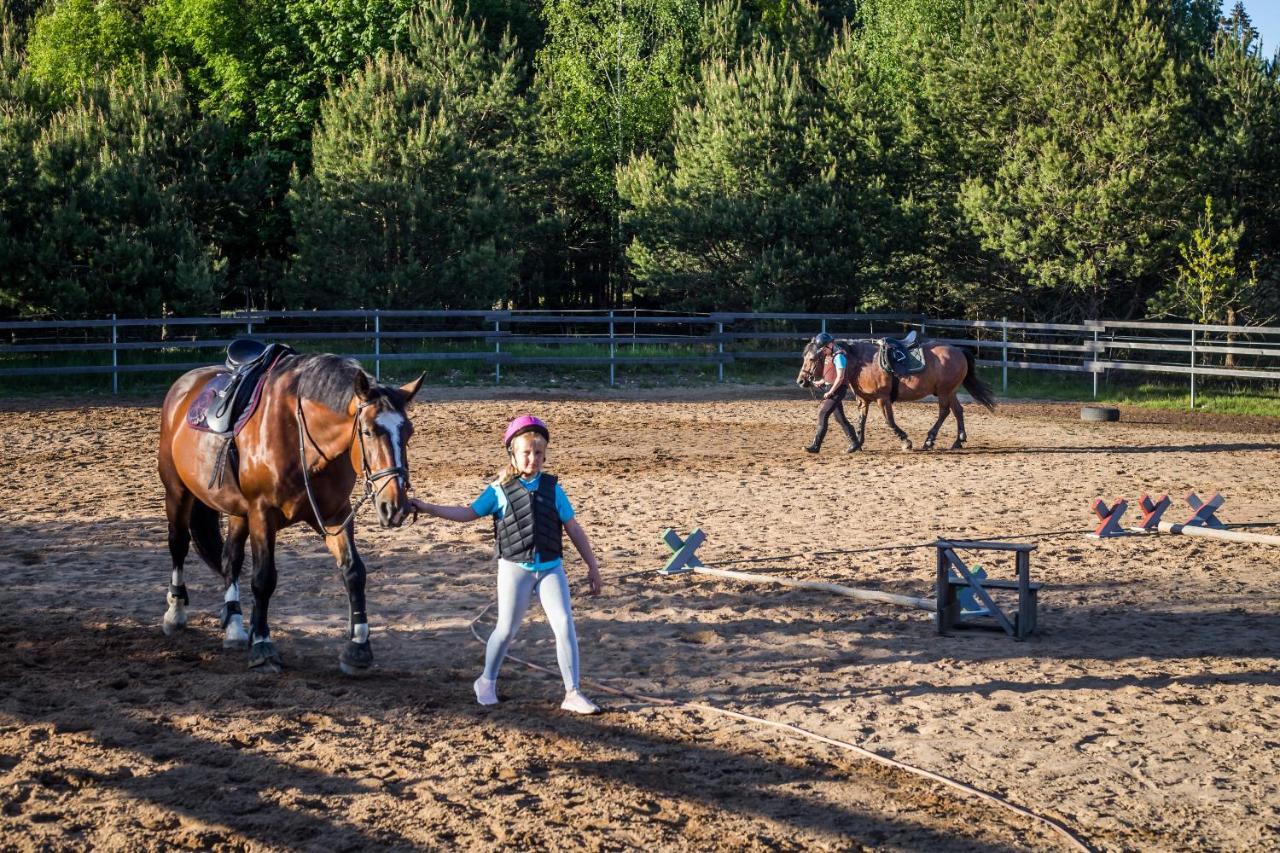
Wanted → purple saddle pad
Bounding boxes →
[186,371,269,435]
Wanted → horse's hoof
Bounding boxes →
[339,640,373,676]
[162,612,187,636]
[223,635,249,650]
[901,441,914,451]
[248,640,282,672]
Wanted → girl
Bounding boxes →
[409,415,603,714]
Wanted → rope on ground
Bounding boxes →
[468,602,1092,853]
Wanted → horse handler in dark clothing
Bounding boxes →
[806,332,860,454]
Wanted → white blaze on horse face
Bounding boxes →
[375,410,407,473]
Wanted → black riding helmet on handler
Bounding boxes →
[811,331,834,350]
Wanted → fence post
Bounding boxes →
[1092,327,1098,399]
[111,313,118,395]
[246,315,253,336]
[374,310,381,381]
[609,310,616,387]
[1001,317,1008,393]
[717,321,724,382]
[1189,326,1196,409]
[494,318,502,384]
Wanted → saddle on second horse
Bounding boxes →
[878,331,926,377]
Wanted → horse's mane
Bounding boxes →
[277,353,377,413]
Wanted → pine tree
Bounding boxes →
[620,29,901,312]
[937,0,1202,320]
[5,63,222,317]
[288,0,529,309]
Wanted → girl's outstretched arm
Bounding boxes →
[408,498,479,523]
[564,518,602,596]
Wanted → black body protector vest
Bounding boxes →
[494,474,564,563]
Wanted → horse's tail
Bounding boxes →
[961,349,997,412]
[189,499,224,575]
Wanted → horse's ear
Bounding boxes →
[353,370,374,402]
[399,372,425,403]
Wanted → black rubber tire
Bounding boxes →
[1080,405,1120,422]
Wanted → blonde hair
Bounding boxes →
[499,431,548,485]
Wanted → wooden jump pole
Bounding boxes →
[1157,521,1280,546]
[685,564,936,612]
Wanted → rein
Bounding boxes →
[295,396,410,536]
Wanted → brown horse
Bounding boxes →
[796,339,995,450]
[157,352,423,673]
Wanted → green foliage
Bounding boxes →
[1190,4,1280,304]
[0,63,222,316]
[529,0,703,307]
[25,0,148,103]
[620,35,902,311]
[287,1,528,309]
[1150,195,1257,323]
[858,0,962,100]
[3,0,1280,323]
[939,0,1199,319]
[145,0,420,155]
[537,0,701,205]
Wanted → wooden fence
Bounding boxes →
[2,310,1278,407]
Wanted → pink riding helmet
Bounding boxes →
[503,414,550,448]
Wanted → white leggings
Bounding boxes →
[484,560,580,690]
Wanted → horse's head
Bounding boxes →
[796,341,826,389]
[351,371,424,528]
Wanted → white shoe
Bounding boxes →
[474,676,499,706]
[560,689,600,715]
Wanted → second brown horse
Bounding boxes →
[797,339,996,450]
[158,352,423,673]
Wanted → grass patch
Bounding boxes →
[996,369,1280,418]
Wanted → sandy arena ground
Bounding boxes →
[1,386,1278,851]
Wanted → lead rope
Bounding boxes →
[468,602,1092,852]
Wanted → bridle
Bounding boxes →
[798,345,825,400]
[295,396,413,536]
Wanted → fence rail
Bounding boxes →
[2,310,1278,406]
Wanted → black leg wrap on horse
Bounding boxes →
[220,600,242,628]
[169,584,189,605]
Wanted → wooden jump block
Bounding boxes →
[659,527,706,575]
[1184,492,1225,529]
[935,540,1040,641]
[1088,497,1129,538]
[1132,493,1170,532]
